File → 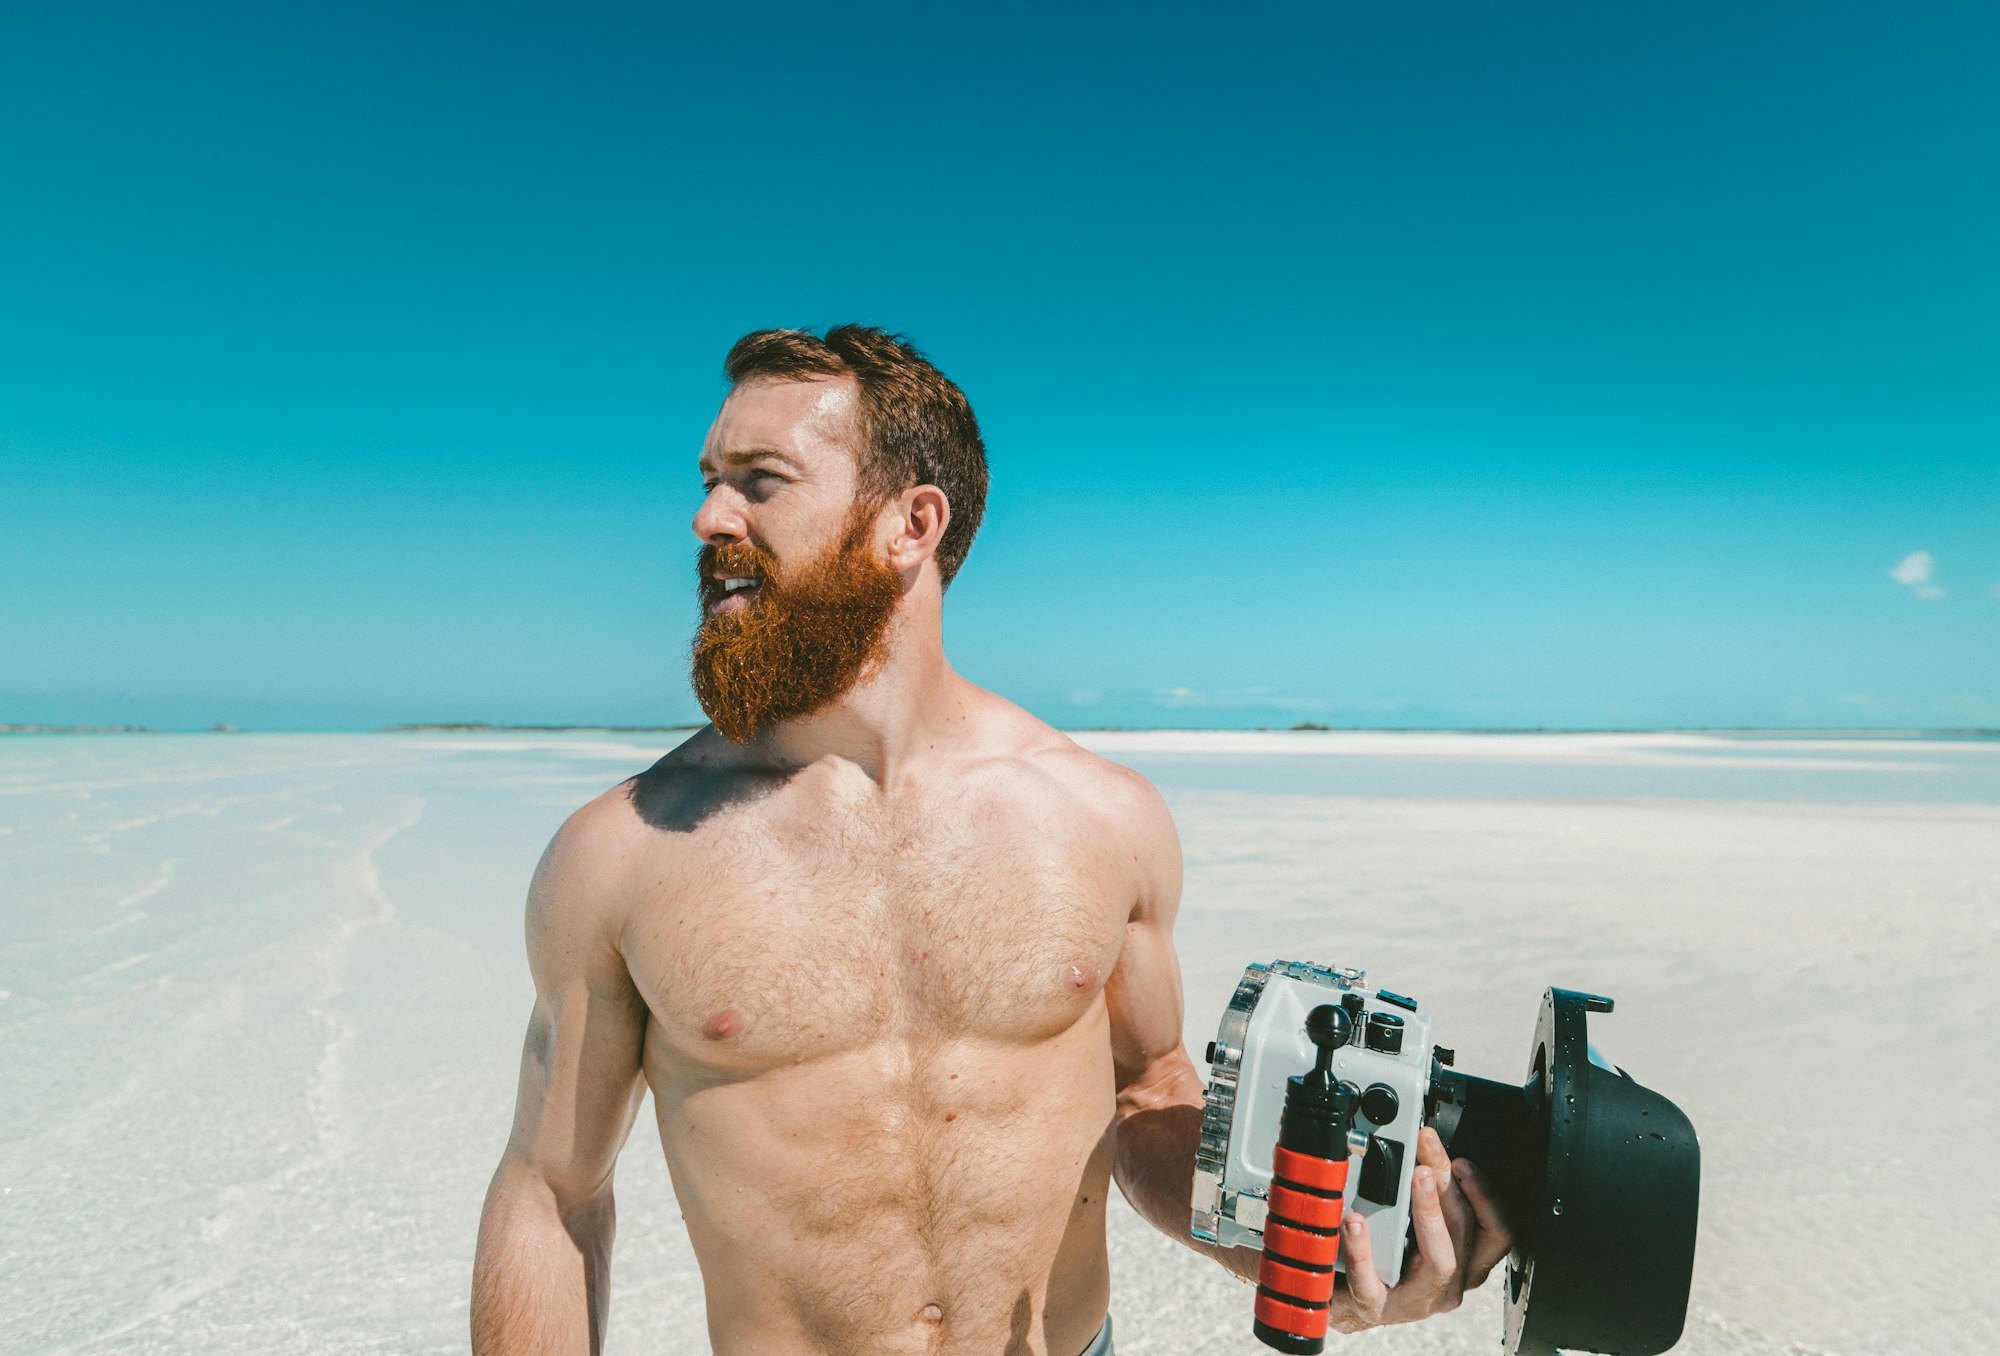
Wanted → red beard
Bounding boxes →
[691,502,902,744]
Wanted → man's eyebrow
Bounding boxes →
[697,447,806,473]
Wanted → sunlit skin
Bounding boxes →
[469,374,1513,1355]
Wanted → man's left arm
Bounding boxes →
[1099,769,1260,1280]
[1101,770,1516,1330]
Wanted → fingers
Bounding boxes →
[1414,1123,1451,1174]
[1418,1128,1477,1254]
[1400,1165,1464,1314]
[1328,1158,1484,1334]
[1333,1209,1387,1330]
[1453,1157,1516,1287]
[1419,1126,1508,1300]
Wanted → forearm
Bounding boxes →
[1112,1060,1260,1282]
[471,1162,617,1356]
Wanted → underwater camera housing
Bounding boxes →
[1191,960,1700,1355]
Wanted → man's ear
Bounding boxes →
[884,484,951,573]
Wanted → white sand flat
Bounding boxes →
[1,730,1993,1354]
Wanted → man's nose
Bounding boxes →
[691,487,749,545]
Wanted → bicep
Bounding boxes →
[1101,776,1195,1094]
[1106,910,1190,1092]
[505,978,647,1201]
[501,812,650,1200]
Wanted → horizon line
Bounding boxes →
[5,721,1997,740]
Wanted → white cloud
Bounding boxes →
[1891,550,1944,599]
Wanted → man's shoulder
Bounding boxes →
[528,779,655,932]
[964,692,1174,839]
[542,730,763,871]
[526,733,771,951]
[957,695,1182,916]
[551,777,653,856]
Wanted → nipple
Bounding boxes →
[1064,964,1096,992]
[920,1303,944,1324]
[700,1008,742,1041]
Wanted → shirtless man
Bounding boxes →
[470,326,1512,1356]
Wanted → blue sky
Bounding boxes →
[3,2,1995,731]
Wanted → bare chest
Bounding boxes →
[624,789,1134,1072]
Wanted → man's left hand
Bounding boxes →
[1327,1125,1514,1332]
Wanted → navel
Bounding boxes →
[1064,963,1097,992]
[700,1008,743,1041]
[919,1303,944,1325]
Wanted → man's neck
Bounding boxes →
[753,612,968,786]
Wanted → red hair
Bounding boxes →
[723,325,988,587]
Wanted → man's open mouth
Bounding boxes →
[709,576,762,614]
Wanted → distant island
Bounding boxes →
[1,723,240,734]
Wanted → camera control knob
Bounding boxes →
[1359,1083,1400,1126]
[1364,1011,1405,1054]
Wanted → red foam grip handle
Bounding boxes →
[1268,1182,1347,1231]
[1255,1289,1330,1338]
[1258,1254,1336,1305]
[1262,1218,1343,1268]
[1257,1142,1347,1345]
[1274,1145,1351,1193]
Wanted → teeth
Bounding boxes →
[721,578,757,593]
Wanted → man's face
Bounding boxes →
[689,377,903,743]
